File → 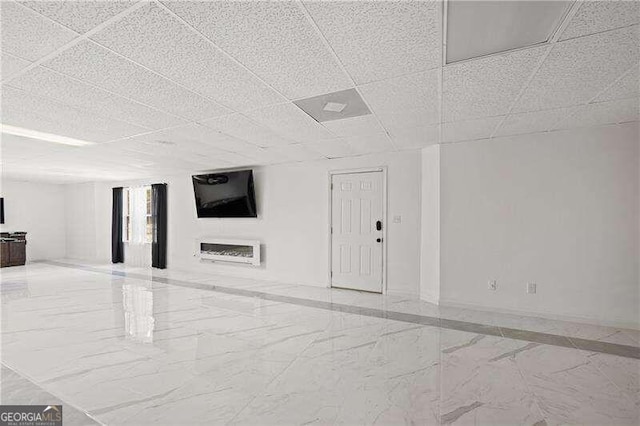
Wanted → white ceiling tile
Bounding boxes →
[164,0,352,99]
[19,0,137,33]
[442,116,504,143]
[42,40,230,121]
[376,108,438,136]
[560,0,640,41]
[494,107,572,137]
[120,124,260,157]
[1,86,148,142]
[555,97,639,130]
[443,45,548,122]
[305,139,354,159]
[514,25,640,113]
[244,102,335,143]
[201,114,295,148]
[81,141,231,171]
[322,115,385,138]
[91,3,285,112]
[388,124,440,149]
[344,133,395,155]
[303,0,441,84]
[263,143,326,162]
[593,65,639,102]
[1,53,31,80]
[0,1,77,61]
[359,69,440,123]
[7,66,188,130]
[0,133,79,161]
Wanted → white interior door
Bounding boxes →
[331,171,384,293]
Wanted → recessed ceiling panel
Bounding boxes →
[446,0,571,63]
[294,88,371,123]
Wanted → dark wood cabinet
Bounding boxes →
[0,232,27,267]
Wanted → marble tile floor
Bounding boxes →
[0,260,638,425]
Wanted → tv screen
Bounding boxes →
[192,170,257,218]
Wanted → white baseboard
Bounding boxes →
[439,298,640,330]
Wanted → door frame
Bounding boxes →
[327,166,388,294]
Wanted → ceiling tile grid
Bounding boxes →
[7,66,188,130]
[321,115,387,139]
[560,0,640,41]
[513,24,640,113]
[1,53,32,80]
[1,1,78,62]
[359,70,440,122]
[389,124,440,150]
[345,133,396,156]
[2,0,639,183]
[593,64,640,102]
[244,102,336,143]
[121,123,263,157]
[443,45,549,122]
[554,97,640,130]
[493,107,573,138]
[263,143,326,162]
[302,0,441,84]
[41,41,231,121]
[163,0,353,100]
[357,69,439,148]
[201,114,296,148]
[305,139,354,159]
[441,116,505,144]
[18,0,138,34]
[1,85,148,143]
[91,2,286,112]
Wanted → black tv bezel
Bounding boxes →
[192,169,257,219]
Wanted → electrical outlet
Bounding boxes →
[393,215,402,223]
[488,280,497,291]
[527,282,537,294]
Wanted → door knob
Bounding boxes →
[376,220,382,231]
[376,238,382,243]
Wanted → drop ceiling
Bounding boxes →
[0,0,638,183]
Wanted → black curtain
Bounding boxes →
[111,187,124,263]
[151,183,167,269]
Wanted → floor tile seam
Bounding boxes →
[40,261,640,360]
[0,362,104,425]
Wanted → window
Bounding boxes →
[123,186,152,244]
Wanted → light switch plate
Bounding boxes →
[393,215,401,223]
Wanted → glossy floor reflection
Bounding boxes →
[1,261,638,425]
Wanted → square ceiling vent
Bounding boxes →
[446,0,571,63]
[294,88,371,122]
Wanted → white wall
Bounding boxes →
[0,179,66,261]
[420,145,440,304]
[68,151,423,296]
[439,123,640,327]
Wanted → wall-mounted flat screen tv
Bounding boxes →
[192,170,257,218]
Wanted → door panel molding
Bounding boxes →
[328,167,387,294]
